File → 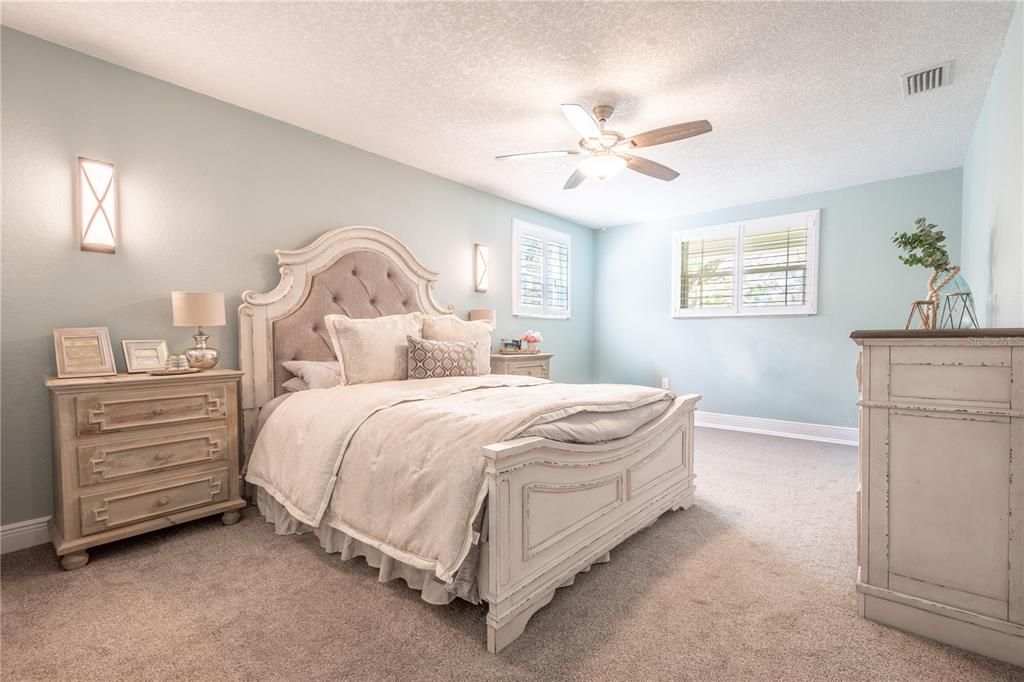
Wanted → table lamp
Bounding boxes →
[468,308,496,327]
[172,291,226,369]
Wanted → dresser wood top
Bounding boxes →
[45,369,243,390]
[491,352,554,360]
[850,328,1024,339]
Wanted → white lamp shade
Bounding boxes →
[172,291,226,327]
[579,153,627,179]
[468,308,496,324]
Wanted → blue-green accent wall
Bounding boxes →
[593,169,964,428]
[962,3,1023,327]
[0,29,595,524]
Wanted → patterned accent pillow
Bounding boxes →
[407,336,480,379]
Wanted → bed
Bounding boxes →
[238,225,700,652]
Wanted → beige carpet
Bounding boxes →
[2,428,1020,680]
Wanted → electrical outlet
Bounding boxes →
[661,377,670,390]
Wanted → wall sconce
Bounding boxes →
[474,243,489,292]
[76,157,117,253]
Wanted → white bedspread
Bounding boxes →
[246,376,673,582]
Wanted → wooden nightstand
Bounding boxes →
[490,352,553,379]
[45,369,246,570]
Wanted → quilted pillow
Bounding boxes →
[407,336,479,379]
[422,315,492,375]
[324,312,424,384]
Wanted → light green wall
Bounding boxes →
[962,3,1023,327]
[0,29,595,524]
[593,169,964,428]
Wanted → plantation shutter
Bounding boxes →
[545,239,570,313]
[518,234,545,309]
[673,209,818,317]
[679,234,737,310]
[513,221,572,318]
[740,226,808,308]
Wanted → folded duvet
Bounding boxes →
[246,375,674,582]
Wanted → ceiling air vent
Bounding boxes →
[903,61,953,96]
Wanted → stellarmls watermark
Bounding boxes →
[966,337,1024,346]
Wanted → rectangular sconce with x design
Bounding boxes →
[76,157,117,253]
[474,243,489,292]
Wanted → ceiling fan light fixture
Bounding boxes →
[578,153,627,180]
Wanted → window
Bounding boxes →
[512,220,571,318]
[672,210,819,317]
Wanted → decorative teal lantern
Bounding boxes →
[935,269,979,329]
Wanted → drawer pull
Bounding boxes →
[151,407,166,416]
[155,451,171,461]
[156,495,171,506]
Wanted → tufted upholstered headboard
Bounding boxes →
[238,226,453,454]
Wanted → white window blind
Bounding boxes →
[513,220,571,318]
[679,234,736,311]
[741,227,808,308]
[672,210,819,318]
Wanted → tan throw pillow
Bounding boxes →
[324,312,424,384]
[282,377,309,393]
[407,337,479,380]
[422,315,492,375]
[281,360,343,390]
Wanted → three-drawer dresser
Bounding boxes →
[45,369,246,569]
[852,329,1023,665]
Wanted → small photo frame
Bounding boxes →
[53,327,116,379]
[122,339,169,374]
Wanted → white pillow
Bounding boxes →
[282,377,309,393]
[281,360,343,390]
[324,312,424,384]
[422,315,492,375]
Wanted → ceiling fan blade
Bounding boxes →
[620,120,712,149]
[495,150,580,160]
[624,155,680,181]
[561,104,601,138]
[563,167,587,190]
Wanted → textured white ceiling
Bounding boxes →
[2,2,1015,228]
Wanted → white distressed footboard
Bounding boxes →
[479,394,700,653]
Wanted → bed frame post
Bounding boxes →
[480,394,700,653]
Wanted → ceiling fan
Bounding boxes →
[496,104,712,190]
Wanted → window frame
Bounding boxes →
[512,219,572,320]
[671,209,820,319]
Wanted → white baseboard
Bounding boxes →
[695,410,858,446]
[1,516,51,554]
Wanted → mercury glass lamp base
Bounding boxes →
[185,328,220,370]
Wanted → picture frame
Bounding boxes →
[53,327,117,379]
[121,339,169,373]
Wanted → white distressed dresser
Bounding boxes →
[45,369,247,569]
[851,329,1023,666]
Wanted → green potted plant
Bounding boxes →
[893,218,976,329]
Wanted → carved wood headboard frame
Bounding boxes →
[238,225,453,455]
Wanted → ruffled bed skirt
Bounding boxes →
[255,487,614,608]
[256,487,459,605]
